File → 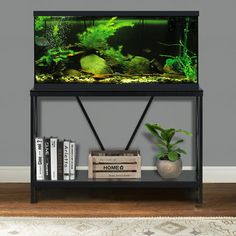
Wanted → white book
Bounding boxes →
[69,142,76,180]
[63,140,70,180]
[35,137,44,180]
[50,138,58,180]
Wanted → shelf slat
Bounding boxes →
[36,170,197,188]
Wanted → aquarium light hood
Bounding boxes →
[34,11,199,17]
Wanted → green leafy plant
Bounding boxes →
[36,47,77,67]
[77,17,134,73]
[145,123,192,161]
[51,18,64,47]
[78,17,134,51]
[53,24,59,37]
[101,46,132,71]
[160,17,197,82]
[35,16,51,31]
[163,50,197,81]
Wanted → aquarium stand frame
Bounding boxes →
[30,88,203,204]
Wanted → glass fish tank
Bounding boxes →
[34,11,199,90]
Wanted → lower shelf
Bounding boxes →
[35,170,197,188]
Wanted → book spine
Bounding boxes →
[50,138,58,180]
[63,140,70,180]
[57,141,63,180]
[35,137,44,180]
[44,138,50,180]
[69,142,76,180]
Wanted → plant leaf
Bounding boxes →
[176,129,192,136]
[169,139,184,148]
[145,123,161,139]
[53,58,63,64]
[168,151,179,161]
[38,63,45,67]
[165,128,176,143]
[175,148,187,155]
[156,143,167,150]
[160,130,168,142]
[151,123,165,132]
[156,152,165,159]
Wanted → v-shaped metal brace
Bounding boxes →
[76,96,154,150]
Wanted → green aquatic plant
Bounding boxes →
[180,54,197,80]
[145,123,192,161]
[101,46,131,71]
[164,51,197,80]
[51,21,63,47]
[35,16,51,31]
[78,17,134,51]
[53,24,59,37]
[36,47,78,69]
[160,17,197,81]
[77,17,134,73]
[45,17,67,48]
[161,49,197,81]
[35,16,69,48]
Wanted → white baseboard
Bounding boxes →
[202,167,236,183]
[0,166,236,183]
[0,167,30,183]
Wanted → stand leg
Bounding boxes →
[196,96,203,204]
[31,185,37,203]
[31,96,38,203]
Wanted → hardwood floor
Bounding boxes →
[0,184,235,217]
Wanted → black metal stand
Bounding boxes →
[30,88,203,204]
[196,95,203,204]
[30,96,38,203]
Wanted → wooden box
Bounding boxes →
[88,150,141,179]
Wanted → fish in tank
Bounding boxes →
[34,12,198,88]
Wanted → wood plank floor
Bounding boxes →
[0,184,235,217]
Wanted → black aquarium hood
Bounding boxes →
[34,11,199,16]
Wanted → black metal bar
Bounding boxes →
[76,96,105,150]
[125,96,154,150]
[195,95,203,204]
[31,96,37,203]
[35,96,39,137]
[198,95,203,203]
[194,96,199,203]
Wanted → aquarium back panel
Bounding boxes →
[34,11,199,90]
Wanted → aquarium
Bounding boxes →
[34,11,199,90]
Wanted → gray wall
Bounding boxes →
[0,0,235,166]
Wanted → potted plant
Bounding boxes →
[145,123,192,179]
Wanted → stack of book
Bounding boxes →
[35,137,77,181]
